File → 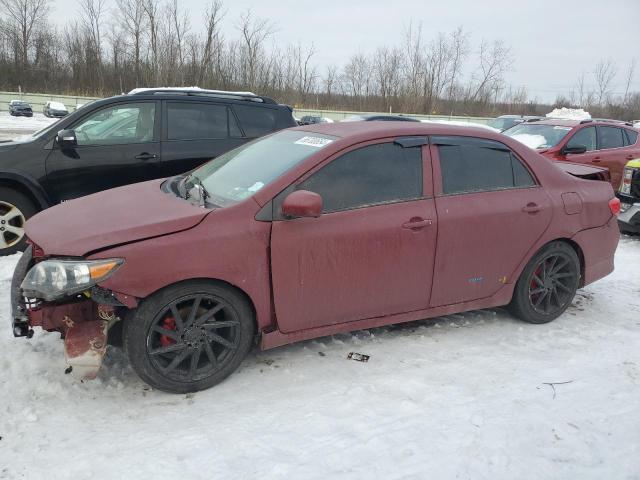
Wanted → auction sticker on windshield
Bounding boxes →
[294,136,334,148]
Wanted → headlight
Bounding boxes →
[21,258,124,301]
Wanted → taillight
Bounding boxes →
[609,197,621,216]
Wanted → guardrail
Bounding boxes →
[0,91,493,124]
[0,91,100,112]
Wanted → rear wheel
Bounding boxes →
[124,281,255,393]
[508,241,580,324]
[0,187,37,256]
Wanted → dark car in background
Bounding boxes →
[43,101,69,118]
[299,115,333,125]
[0,88,297,256]
[9,100,33,117]
[504,118,640,189]
[488,115,543,131]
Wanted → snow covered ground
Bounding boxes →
[0,112,58,140]
[0,236,639,479]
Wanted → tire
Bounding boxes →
[0,187,38,256]
[508,241,580,324]
[123,281,255,393]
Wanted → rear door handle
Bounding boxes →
[522,202,541,214]
[135,152,158,160]
[626,154,634,160]
[402,218,433,230]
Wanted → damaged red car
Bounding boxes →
[11,122,620,393]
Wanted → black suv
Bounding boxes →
[9,100,33,117]
[0,88,296,255]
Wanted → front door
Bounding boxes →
[43,101,161,203]
[271,140,437,334]
[429,136,553,306]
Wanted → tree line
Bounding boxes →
[0,0,638,120]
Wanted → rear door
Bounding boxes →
[159,100,247,178]
[43,101,161,203]
[595,126,632,189]
[270,138,437,333]
[430,136,552,307]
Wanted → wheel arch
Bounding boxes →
[0,173,51,210]
[132,277,261,336]
[555,238,586,287]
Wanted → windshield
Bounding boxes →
[191,129,338,207]
[504,124,573,149]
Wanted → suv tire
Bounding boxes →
[0,187,37,256]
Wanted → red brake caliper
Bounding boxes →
[159,316,177,347]
[531,264,543,298]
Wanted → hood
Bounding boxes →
[26,179,211,256]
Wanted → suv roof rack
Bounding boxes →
[128,87,277,104]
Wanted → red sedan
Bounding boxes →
[12,122,620,393]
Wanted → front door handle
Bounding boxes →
[522,202,541,214]
[135,152,158,160]
[626,154,634,160]
[402,218,433,230]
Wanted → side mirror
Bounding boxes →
[57,129,77,149]
[561,144,587,155]
[281,190,323,219]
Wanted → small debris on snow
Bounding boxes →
[347,352,370,362]
[546,107,591,120]
[317,351,325,357]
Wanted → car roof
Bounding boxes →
[293,120,502,141]
[522,118,636,129]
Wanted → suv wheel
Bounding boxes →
[508,241,580,324]
[124,281,255,393]
[0,187,37,256]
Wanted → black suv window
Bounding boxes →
[437,140,535,195]
[598,126,624,150]
[567,126,596,151]
[624,129,638,146]
[298,142,423,213]
[234,105,278,137]
[167,102,228,140]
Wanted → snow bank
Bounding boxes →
[546,107,591,120]
[0,112,57,132]
[510,133,548,149]
[1,237,639,478]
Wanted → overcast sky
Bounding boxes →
[52,0,640,102]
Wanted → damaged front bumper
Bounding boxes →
[10,246,127,379]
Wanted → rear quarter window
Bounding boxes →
[233,105,278,137]
[438,142,535,195]
[624,129,638,146]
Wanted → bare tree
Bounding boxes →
[168,0,190,84]
[469,39,513,103]
[237,9,275,90]
[115,0,146,85]
[446,26,469,100]
[78,0,105,90]
[0,0,49,68]
[623,58,636,105]
[594,59,616,106]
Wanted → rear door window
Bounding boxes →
[167,102,229,140]
[566,126,596,151]
[624,129,638,146]
[298,142,423,213]
[233,105,278,137]
[597,126,624,150]
[436,138,535,195]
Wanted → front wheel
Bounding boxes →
[0,187,38,256]
[123,281,255,393]
[508,241,580,324]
